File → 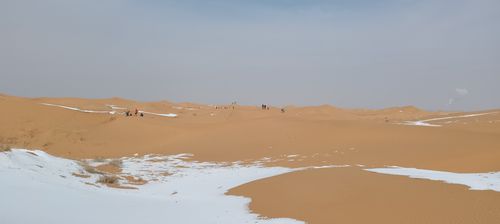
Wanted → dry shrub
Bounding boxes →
[0,145,11,152]
[109,159,122,168]
[97,175,119,185]
[124,176,147,185]
[81,164,103,175]
[93,157,106,163]
[72,173,91,178]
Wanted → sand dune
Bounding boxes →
[229,168,500,224]
[0,149,304,224]
[1,93,500,223]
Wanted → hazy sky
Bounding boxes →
[1,0,499,111]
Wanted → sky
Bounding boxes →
[1,0,499,111]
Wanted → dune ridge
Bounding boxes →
[1,93,500,223]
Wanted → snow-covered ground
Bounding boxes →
[41,103,111,114]
[41,103,178,118]
[139,110,178,118]
[3,148,498,224]
[401,112,498,127]
[107,104,128,110]
[0,149,304,224]
[366,166,500,192]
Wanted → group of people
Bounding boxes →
[215,106,234,110]
[213,103,285,113]
[262,104,286,113]
[125,108,144,117]
[215,101,238,110]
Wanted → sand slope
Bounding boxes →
[1,93,500,223]
[229,168,500,224]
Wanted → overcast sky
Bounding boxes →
[1,0,499,111]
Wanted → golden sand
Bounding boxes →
[1,93,499,223]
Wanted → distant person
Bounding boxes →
[135,108,139,116]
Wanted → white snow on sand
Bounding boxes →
[366,166,500,192]
[41,103,178,118]
[403,120,442,127]
[139,110,178,118]
[107,104,127,110]
[0,149,304,224]
[41,103,111,114]
[402,112,498,127]
[172,106,198,111]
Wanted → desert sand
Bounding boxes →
[1,93,500,223]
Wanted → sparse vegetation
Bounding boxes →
[93,157,106,163]
[80,163,103,175]
[124,176,147,185]
[72,172,91,178]
[0,144,12,152]
[109,159,122,168]
[97,175,119,185]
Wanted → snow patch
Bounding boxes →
[139,110,178,118]
[107,104,127,110]
[41,103,111,114]
[401,112,498,127]
[366,166,500,192]
[41,103,178,118]
[0,149,303,224]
